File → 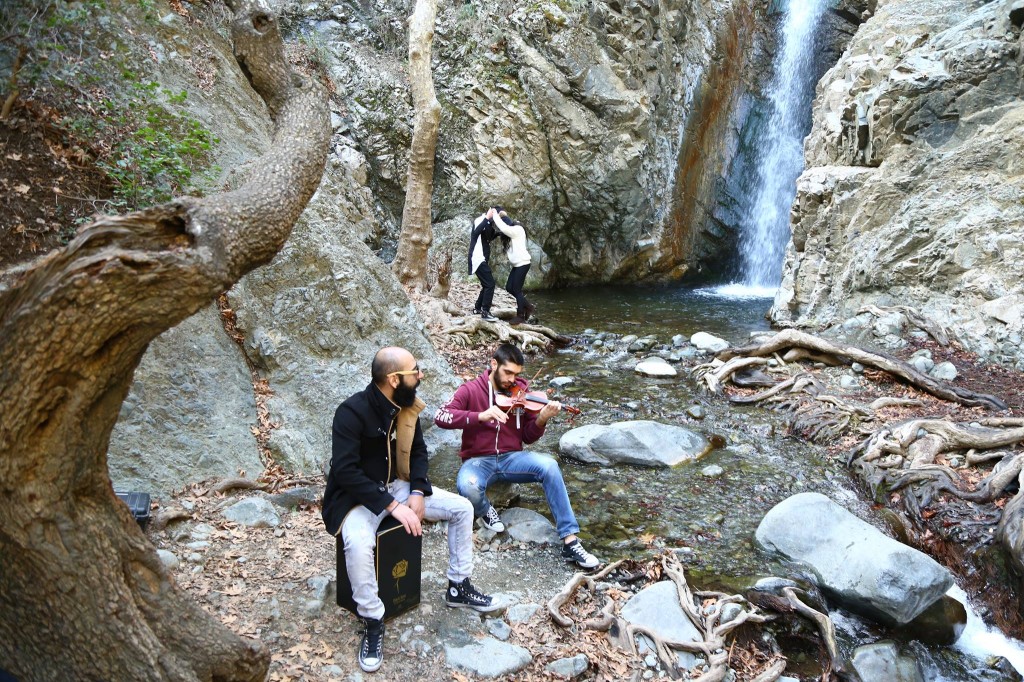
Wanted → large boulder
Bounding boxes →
[559,421,708,467]
[755,492,952,625]
[108,305,262,496]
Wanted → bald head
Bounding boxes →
[371,346,415,386]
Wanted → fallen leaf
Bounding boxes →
[6,153,22,161]
[15,184,30,193]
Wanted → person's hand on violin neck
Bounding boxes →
[478,404,509,424]
[536,400,562,426]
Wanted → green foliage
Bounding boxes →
[69,77,219,211]
[2,0,222,212]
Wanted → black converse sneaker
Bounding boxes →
[480,505,505,532]
[358,617,384,672]
[561,538,600,569]
[445,578,501,613]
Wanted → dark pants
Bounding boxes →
[506,264,531,312]
[474,262,495,312]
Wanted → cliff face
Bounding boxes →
[307,0,785,284]
[775,0,1024,370]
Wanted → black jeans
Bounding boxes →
[506,264,531,312]
[474,262,495,312]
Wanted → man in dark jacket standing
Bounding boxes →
[322,347,498,673]
[468,208,499,322]
[433,343,600,570]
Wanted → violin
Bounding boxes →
[495,385,581,417]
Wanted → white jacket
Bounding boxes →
[493,214,532,267]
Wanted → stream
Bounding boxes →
[429,284,1024,680]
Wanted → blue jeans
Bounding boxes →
[456,450,580,539]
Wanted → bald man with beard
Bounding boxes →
[322,347,498,673]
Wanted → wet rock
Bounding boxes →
[445,637,532,678]
[755,493,952,625]
[559,421,709,467]
[671,334,686,348]
[550,376,574,388]
[545,653,589,679]
[628,337,658,353]
[850,641,924,682]
[634,357,677,377]
[686,405,705,419]
[501,508,559,545]
[893,594,965,646]
[690,332,729,353]
[621,581,702,645]
[222,497,281,528]
[701,465,724,477]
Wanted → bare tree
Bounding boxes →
[392,0,441,292]
[0,1,330,679]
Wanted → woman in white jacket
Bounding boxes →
[489,207,535,325]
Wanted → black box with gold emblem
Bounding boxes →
[336,515,422,620]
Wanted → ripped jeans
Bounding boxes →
[456,450,580,539]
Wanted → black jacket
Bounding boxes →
[321,383,433,536]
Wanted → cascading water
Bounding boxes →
[735,0,829,293]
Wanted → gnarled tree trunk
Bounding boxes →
[0,1,330,679]
[392,0,440,292]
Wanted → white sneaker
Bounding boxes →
[480,505,505,532]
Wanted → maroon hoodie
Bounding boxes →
[434,370,547,460]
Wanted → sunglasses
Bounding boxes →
[387,365,422,377]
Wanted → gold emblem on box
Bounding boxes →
[392,559,408,591]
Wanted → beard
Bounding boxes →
[393,380,419,407]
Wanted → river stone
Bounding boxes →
[621,581,702,646]
[501,507,558,545]
[850,641,924,682]
[910,355,935,374]
[444,637,532,678]
[755,493,952,625]
[506,602,541,623]
[929,361,958,382]
[690,332,729,353]
[634,357,677,377]
[559,421,708,467]
[107,304,262,497]
[157,549,179,570]
[892,594,966,646]
[222,496,281,528]
[545,654,589,679]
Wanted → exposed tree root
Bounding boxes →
[852,417,1024,575]
[717,329,1007,410]
[857,304,950,346]
[550,554,781,681]
[443,316,570,352]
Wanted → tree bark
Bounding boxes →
[0,1,330,679]
[392,0,440,291]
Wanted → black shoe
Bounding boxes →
[445,578,501,612]
[523,302,536,320]
[473,307,482,315]
[480,505,505,532]
[561,539,600,569]
[358,617,384,672]
[480,311,498,322]
[509,315,525,325]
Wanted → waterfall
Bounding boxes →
[737,0,829,291]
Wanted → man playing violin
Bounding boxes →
[434,343,600,569]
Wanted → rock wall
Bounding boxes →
[774,0,1024,369]
[298,0,778,285]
